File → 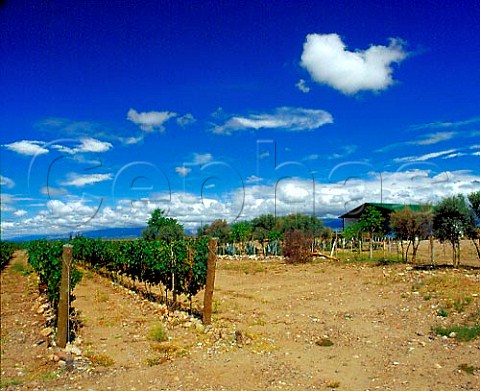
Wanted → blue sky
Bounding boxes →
[1,0,480,238]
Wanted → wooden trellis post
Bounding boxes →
[57,244,73,348]
[203,238,217,325]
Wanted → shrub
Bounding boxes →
[282,230,312,264]
[148,324,168,342]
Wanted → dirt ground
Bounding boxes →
[1,242,479,390]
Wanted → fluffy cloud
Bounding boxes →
[246,175,262,183]
[1,175,15,189]
[118,135,144,145]
[176,113,196,127]
[295,79,310,93]
[75,137,112,153]
[276,181,312,203]
[190,153,213,165]
[175,166,192,177]
[175,153,213,177]
[40,186,68,196]
[3,169,480,239]
[61,173,113,187]
[127,108,177,132]
[300,33,407,95]
[212,107,333,135]
[4,140,49,156]
[52,137,112,154]
[13,209,27,217]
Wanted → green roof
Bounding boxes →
[339,203,429,219]
[367,203,426,212]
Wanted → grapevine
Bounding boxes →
[0,241,16,270]
[71,236,210,306]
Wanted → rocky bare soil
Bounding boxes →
[1,248,479,390]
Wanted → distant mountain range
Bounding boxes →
[6,218,343,242]
[6,226,146,242]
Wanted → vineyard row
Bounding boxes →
[25,236,212,318]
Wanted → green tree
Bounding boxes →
[391,206,433,263]
[343,222,363,241]
[279,213,323,238]
[433,195,475,267]
[142,209,184,242]
[251,214,277,255]
[229,221,252,255]
[342,222,363,253]
[203,219,231,244]
[358,206,385,259]
[467,191,480,260]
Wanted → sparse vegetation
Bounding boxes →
[326,380,340,388]
[145,356,167,366]
[432,324,480,342]
[148,323,168,342]
[437,307,448,318]
[458,363,479,375]
[38,371,59,381]
[85,352,115,367]
[316,337,334,347]
[0,377,23,388]
[10,260,33,275]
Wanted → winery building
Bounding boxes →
[339,203,424,233]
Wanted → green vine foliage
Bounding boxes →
[27,236,210,311]
[71,236,210,303]
[26,240,82,309]
[1,241,16,270]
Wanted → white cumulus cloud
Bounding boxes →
[61,173,113,187]
[300,33,407,95]
[176,113,196,127]
[1,175,15,189]
[246,175,262,183]
[4,140,49,156]
[13,209,27,217]
[52,137,113,154]
[175,166,192,177]
[3,169,480,239]
[75,137,112,153]
[212,107,333,135]
[127,108,177,132]
[191,153,213,165]
[295,79,310,93]
[40,186,68,196]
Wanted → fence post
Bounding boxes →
[203,238,218,325]
[57,244,73,348]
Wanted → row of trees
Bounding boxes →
[197,213,331,255]
[142,189,480,266]
[343,192,480,266]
